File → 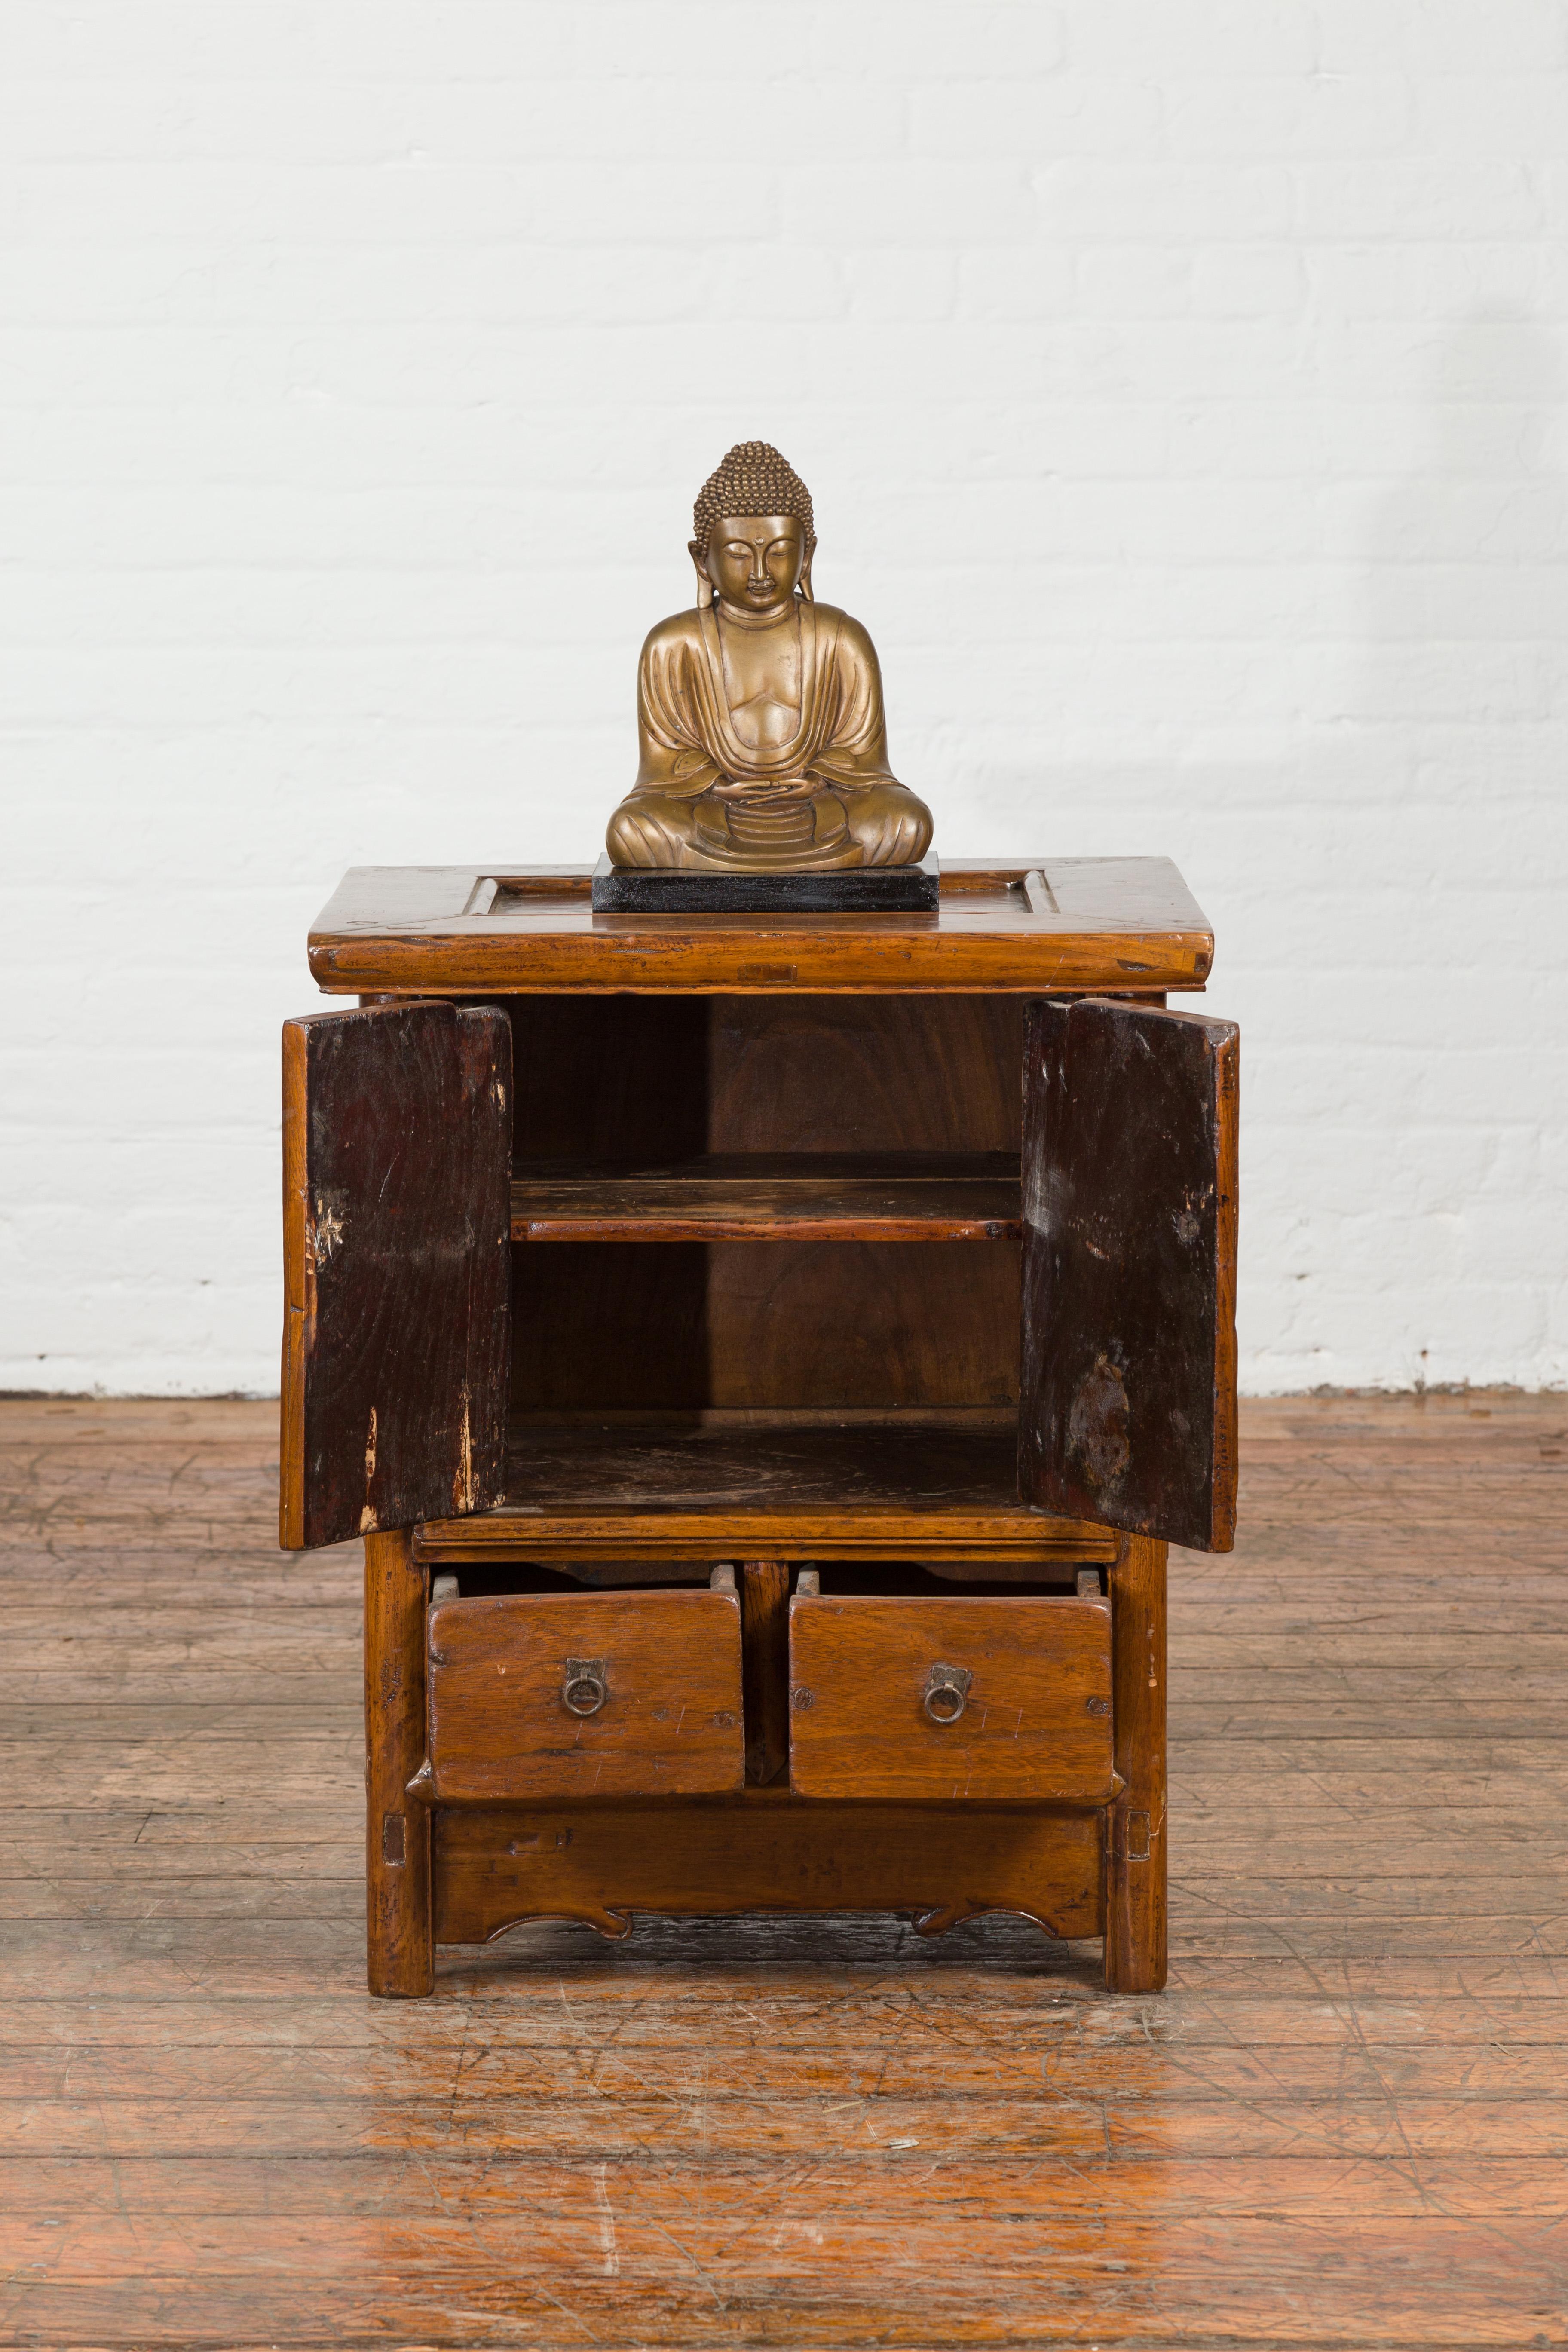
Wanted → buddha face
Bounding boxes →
[697,514,808,616]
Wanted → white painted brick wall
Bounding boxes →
[4,0,1566,1396]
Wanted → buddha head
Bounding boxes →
[689,440,816,613]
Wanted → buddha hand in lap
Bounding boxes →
[604,441,934,871]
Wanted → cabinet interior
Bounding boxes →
[508,992,1025,1415]
[485,990,1084,1602]
[437,1561,1095,1602]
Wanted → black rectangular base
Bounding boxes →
[591,850,940,915]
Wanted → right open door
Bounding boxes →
[1019,997,1238,1553]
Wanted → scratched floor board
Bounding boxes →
[0,2255,1563,2351]
[4,2093,1566,2167]
[0,1393,1565,2348]
[5,2150,1567,2223]
[5,1990,1568,2053]
[3,2040,1567,2105]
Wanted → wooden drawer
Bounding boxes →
[424,1586,744,1801]
[787,1593,1117,1803]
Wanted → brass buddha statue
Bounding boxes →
[605,441,934,870]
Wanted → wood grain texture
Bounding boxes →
[702,995,1028,1410]
[740,1562,792,1786]
[307,856,1216,995]
[4,1392,1567,2346]
[280,999,512,1551]
[504,995,1018,1162]
[511,1154,1023,1242]
[704,1242,1023,1410]
[1019,995,1239,1555]
[417,1409,1120,1565]
[787,1594,1117,1804]
[508,1241,1023,1412]
[433,1796,1103,1945]
[363,1528,432,1997]
[705,993,1026,1155]
[423,1587,743,1803]
[1105,1534,1168,1994]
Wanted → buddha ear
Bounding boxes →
[689,540,714,610]
[799,544,815,603]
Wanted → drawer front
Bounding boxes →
[426,1588,744,1801]
[788,1595,1115,1803]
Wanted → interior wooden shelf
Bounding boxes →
[414,1408,1117,1565]
[510,1153,1022,1243]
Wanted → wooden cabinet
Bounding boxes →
[282,858,1238,1998]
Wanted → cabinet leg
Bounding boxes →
[1104,1534,1167,1994]
[364,1528,433,1997]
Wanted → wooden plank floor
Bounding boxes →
[0,1393,1564,2349]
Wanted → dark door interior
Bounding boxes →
[1019,996,1239,1553]
[280,998,512,1550]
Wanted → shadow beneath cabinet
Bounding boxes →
[437,1911,1107,1978]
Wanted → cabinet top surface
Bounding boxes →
[308,857,1213,995]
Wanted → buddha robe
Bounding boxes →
[605,600,934,870]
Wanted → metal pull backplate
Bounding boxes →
[562,1656,607,1717]
[923,1664,972,1725]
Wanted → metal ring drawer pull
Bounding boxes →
[923,1664,972,1725]
[562,1657,607,1717]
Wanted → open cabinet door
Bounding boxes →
[1020,998,1238,1553]
[280,1000,512,1550]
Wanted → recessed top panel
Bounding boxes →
[308,857,1214,995]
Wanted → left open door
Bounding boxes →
[280,999,512,1550]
